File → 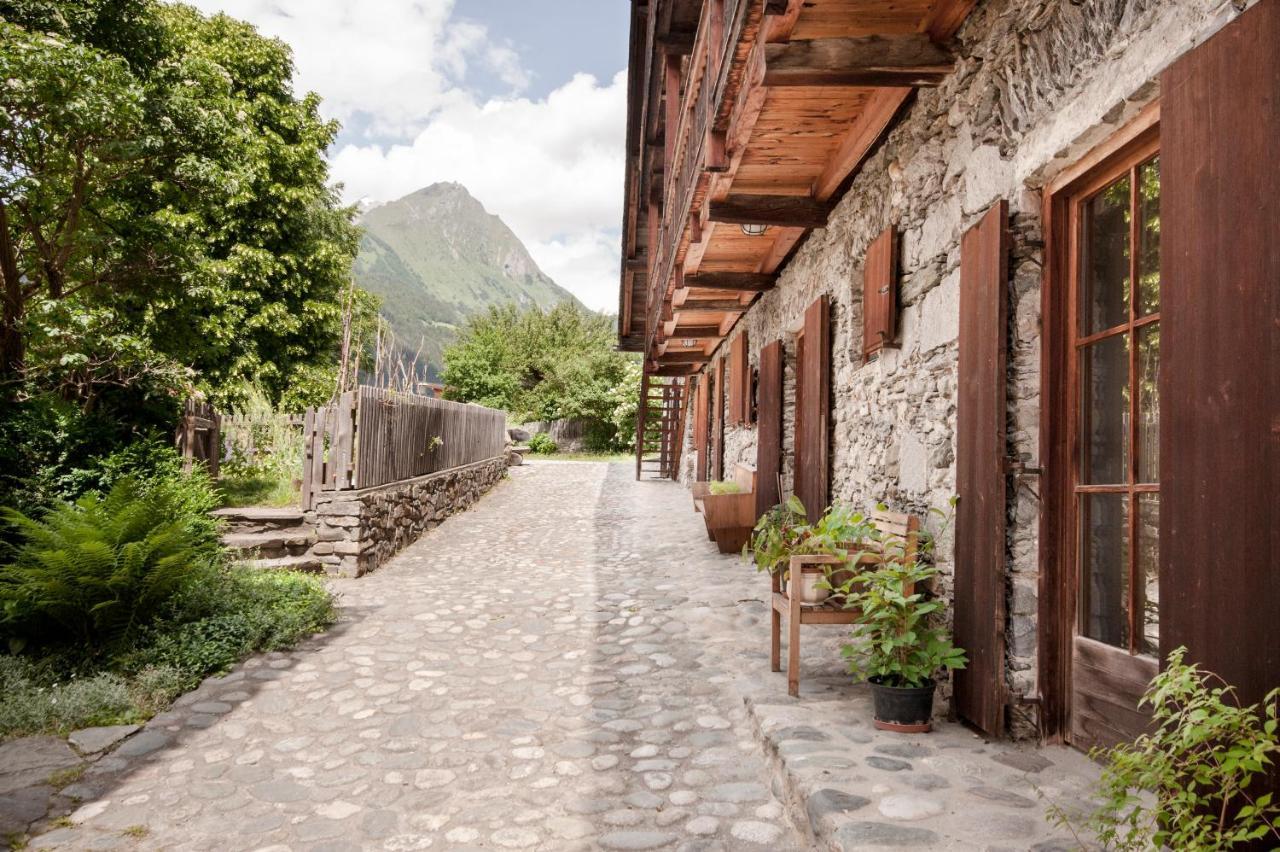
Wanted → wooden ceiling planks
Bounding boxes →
[621,0,975,371]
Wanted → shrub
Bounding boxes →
[707,480,743,496]
[1050,647,1280,850]
[0,475,224,649]
[123,567,335,687]
[0,655,136,737]
[528,433,558,454]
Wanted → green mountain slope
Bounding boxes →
[353,183,582,376]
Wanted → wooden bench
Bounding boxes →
[698,463,758,554]
[771,509,920,697]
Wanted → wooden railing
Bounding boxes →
[301,387,507,509]
[645,0,752,355]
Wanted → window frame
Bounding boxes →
[1037,102,1161,743]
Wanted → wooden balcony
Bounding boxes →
[618,0,977,370]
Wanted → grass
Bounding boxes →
[0,568,334,742]
[527,451,632,463]
[216,472,299,508]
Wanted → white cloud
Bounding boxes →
[185,0,527,139]
[331,71,628,312]
[186,0,626,312]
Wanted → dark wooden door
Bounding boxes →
[794,296,830,521]
[756,339,784,519]
[1160,0,1279,743]
[954,201,1009,737]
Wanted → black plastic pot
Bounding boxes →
[868,676,936,733]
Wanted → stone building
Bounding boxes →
[617,0,1278,754]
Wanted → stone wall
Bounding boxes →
[306,457,508,578]
[691,0,1255,735]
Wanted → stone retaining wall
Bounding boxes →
[305,456,508,577]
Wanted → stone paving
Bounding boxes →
[11,461,1100,851]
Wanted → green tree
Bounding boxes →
[0,0,360,406]
[441,303,640,451]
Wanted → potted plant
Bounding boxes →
[745,498,874,605]
[833,544,966,732]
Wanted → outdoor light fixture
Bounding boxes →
[741,223,769,236]
[681,338,697,348]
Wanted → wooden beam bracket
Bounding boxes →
[763,36,954,88]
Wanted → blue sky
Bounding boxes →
[187,0,632,311]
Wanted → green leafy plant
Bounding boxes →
[1048,647,1280,851]
[831,506,966,689]
[707,480,743,496]
[528,433,559,455]
[744,497,875,578]
[0,476,224,648]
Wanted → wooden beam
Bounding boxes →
[675,298,752,312]
[666,325,725,341]
[656,352,713,365]
[812,87,912,200]
[650,364,700,377]
[686,272,776,292]
[658,28,697,55]
[708,195,833,229]
[763,36,954,88]
[924,0,978,42]
[705,129,728,172]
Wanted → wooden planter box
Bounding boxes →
[698,464,757,554]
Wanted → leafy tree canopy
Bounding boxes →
[0,0,361,408]
[441,303,640,451]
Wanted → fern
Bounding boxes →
[0,477,224,649]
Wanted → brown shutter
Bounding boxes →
[862,226,898,359]
[711,357,725,481]
[1160,1,1279,728]
[728,333,749,425]
[756,339,784,518]
[694,376,708,482]
[954,200,1009,737]
[794,295,831,521]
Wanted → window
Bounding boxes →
[1071,148,1161,657]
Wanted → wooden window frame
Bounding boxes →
[1038,102,1160,742]
[862,226,899,361]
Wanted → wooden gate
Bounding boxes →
[176,399,221,478]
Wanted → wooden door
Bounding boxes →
[954,202,1008,737]
[756,339,784,519]
[794,296,830,521]
[1059,130,1163,751]
[1160,0,1279,737]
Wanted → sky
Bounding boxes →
[185,0,632,312]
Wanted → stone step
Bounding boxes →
[223,528,317,559]
[212,506,306,536]
[240,554,326,574]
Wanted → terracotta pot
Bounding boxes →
[792,566,832,605]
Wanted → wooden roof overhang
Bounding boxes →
[617,0,976,370]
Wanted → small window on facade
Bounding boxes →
[862,226,898,360]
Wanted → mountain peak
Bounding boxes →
[353,181,582,377]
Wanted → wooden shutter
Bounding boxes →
[794,295,831,521]
[1160,1,1279,729]
[728,332,750,425]
[756,339,784,519]
[711,357,725,481]
[954,200,1009,737]
[862,227,898,359]
[693,376,708,482]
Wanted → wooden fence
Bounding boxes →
[301,387,507,509]
[175,399,220,478]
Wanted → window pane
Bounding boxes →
[1081,175,1132,336]
[1138,494,1160,657]
[1080,492,1130,649]
[1080,333,1130,484]
[1138,324,1160,483]
[1137,157,1160,316]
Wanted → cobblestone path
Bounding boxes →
[32,463,809,851]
